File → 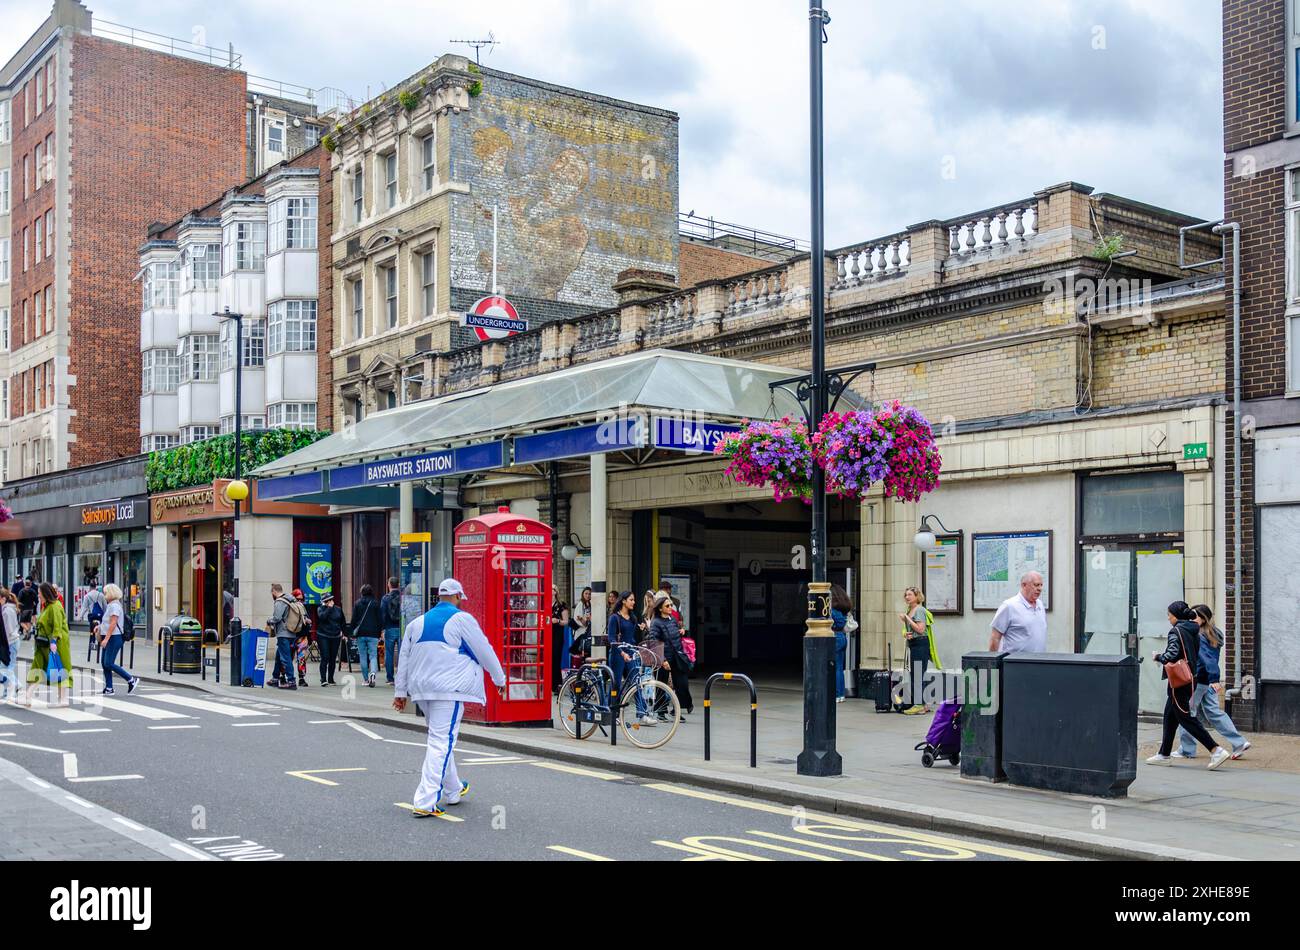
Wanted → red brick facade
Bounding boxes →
[8,50,58,355]
[66,35,247,467]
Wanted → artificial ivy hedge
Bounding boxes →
[146,430,330,494]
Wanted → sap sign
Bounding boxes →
[652,417,740,454]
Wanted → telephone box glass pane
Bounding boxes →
[509,560,541,576]
[507,594,539,611]
[508,683,540,700]
[509,574,540,593]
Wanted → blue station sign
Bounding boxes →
[330,440,507,490]
[513,417,646,466]
[652,417,740,454]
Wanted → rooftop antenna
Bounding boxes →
[450,31,499,65]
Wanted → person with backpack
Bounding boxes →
[97,583,140,695]
[83,582,107,628]
[266,583,305,690]
[899,586,940,715]
[291,588,313,688]
[350,584,383,687]
[380,576,404,685]
[1147,601,1231,771]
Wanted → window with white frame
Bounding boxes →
[421,132,436,191]
[268,299,317,354]
[0,169,9,214]
[223,220,267,272]
[33,141,42,191]
[44,209,52,259]
[0,239,8,283]
[1,449,7,483]
[1,379,7,419]
[287,196,317,249]
[267,402,317,430]
[144,260,179,310]
[142,434,180,453]
[351,278,364,340]
[34,219,42,264]
[0,99,9,143]
[220,414,267,435]
[304,124,320,148]
[141,348,181,394]
[1289,1,1300,136]
[384,152,398,208]
[382,264,397,328]
[188,334,219,381]
[419,248,436,317]
[1,307,8,350]
[268,199,285,254]
[220,318,265,370]
[185,243,220,290]
[352,167,364,224]
[182,426,217,444]
[267,122,284,154]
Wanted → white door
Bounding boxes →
[1136,550,1185,714]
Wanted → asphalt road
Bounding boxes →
[0,681,1069,861]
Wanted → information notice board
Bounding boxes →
[972,530,1052,610]
[922,533,962,614]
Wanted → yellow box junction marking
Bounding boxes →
[285,768,368,787]
[394,801,464,823]
[528,761,622,781]
[547,846,615,861]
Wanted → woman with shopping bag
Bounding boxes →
[26,582,73,707]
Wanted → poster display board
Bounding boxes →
[660,573,692,632]
[972,531,1051,610]
[571,552,591,609]
[921,533,962,614]
[297,543,333,606]
[742,582,767,624]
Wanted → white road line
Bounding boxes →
[231,722,280,727]
[89,696,194,720]
[461,757,529,765]
[63,753,78,779]
[170,842,215,861]
[26,776,51,789]
[307,719,346,724]
[382,739,426,748]
[68,775,144,783]
[113,816,145,832]
[345,721,383,740]
[0,732,14,736]
[148,724,200,730]
[144,694,267,717]
[0,712,33,726]
[0,738,68,754]
[60,728,111,734]
[25,700,111,723]
[64,794,94,808]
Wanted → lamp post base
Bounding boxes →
[797,583,842,777]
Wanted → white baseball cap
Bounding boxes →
[437,578,468,601]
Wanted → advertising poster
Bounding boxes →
[972,531,1051,610]
[298,543,333,605]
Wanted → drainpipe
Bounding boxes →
[1213,221,1243,697]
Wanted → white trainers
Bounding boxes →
[1208,747,1231,770]
[1170,749,1196,760]
[1145,753,1172,765]
[1231,740,1251,760]
[637,714,659,727]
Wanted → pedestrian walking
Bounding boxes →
[393,579,506,818]
[550,585,570,691]
[351,584,383,687]
[988,572,1047,655]
[266,583,305,690]
[648,591,693,716]
[96,584,140,696]
[0,587,20,701]
[292,588,312,688]
[658,580,684,626]
[1175,605,1251,762]
[17,577,37,623]
[315,593,345,686]
[607,590,651,725]
[26,582,72,707]
[380,576,403,684]
[1147,602,1231,771]
[81,582,107,627]
[832,584,853,704]
[899,586,941,714]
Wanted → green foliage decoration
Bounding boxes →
[146,430,331,494]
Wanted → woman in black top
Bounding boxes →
[350,584,383,687]
[315,593,346,686]
[1148,601,1230,770]
[551,586,570,692]
[648,592,693,715]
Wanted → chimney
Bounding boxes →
[613,268,679,305]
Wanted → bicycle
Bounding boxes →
[556,644,680,749]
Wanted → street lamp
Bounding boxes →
[216,307,245,623]
[795,0,841,778]
[914,515,955,552]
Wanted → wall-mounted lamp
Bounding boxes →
[913,514,955,552]
[560,532,587,561]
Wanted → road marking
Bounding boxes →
[113,816,144,831]
[144,694,268,717]
[170,842,215,860]
[0,712,33,726]
[346,721,383,740]
[308,719,346,724]
[60,728,111,734]
[63,753,78,778]
[25,700,111,723]
[64,794,94,808]
[382,739,426,748]
[461,757,529,765]
[640,784,1055,861]
[26,776,51,789]
[0,732,14,736]
[394,801,464,823]
[529,761,622,781]
[89,696,194,720]
[0,738,67,754]
[232,722,280,727]
[69,774,144,783]
[651,840,747,861]
[747,830,898,861]
[547,845,615,861]
[148,724,201,730]
[286,768,368,787]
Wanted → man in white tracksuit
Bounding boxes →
[393,578,506,818]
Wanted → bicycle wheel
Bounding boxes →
[556,672,599,740]
[618,678,680,749]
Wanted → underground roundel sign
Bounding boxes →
[463,295,527,341]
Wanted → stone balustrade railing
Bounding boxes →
[648,290,699,337]
[724,266,790,315]
[446,345,482,388]
[945,199,1039,258]
[833,233,911,288]
[503,330,541,371]
[576,311,621,353]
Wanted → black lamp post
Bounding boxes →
[216,307,248,608]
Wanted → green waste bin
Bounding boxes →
[165,616,203,674]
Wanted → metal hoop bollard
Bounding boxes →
[200,629,221,683]
[157,627,175,675]
[703,672,758,768]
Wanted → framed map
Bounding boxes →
[972,531,1052,610]
[921,533,963,615]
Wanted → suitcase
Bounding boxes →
[867,670,894,712]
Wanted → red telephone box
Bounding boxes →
[453,507,553,725]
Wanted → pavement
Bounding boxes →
[19,636,1300,861]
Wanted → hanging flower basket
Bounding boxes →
[810,403,941,502]
[713,417,815,503]
[0,498,11,524]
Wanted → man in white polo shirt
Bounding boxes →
[989,571,1048,654]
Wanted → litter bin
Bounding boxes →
[164,616,203,674]
[959,651,1008,783]
[240,628,269,688]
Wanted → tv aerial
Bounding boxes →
[450,31,500,65]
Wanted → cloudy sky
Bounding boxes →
[3,0,1222,247]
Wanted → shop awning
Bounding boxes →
[254,349,855,490]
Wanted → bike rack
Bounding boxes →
[157,627,175,675]
[703,672,758,768]
[200,629,221,683]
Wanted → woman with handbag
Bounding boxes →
[1147,601,1230,770]
[648,592,693,716]
[26,582,73,707]
[1175,605,1250,761]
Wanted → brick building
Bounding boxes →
[0,0,248,481]
[1221,0,1300,734]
